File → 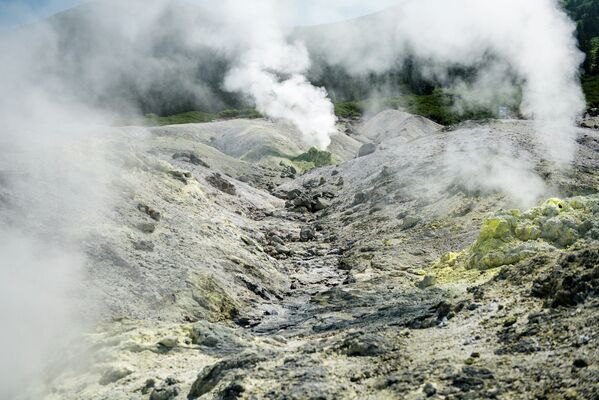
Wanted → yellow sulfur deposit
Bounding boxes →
[431,195,599,278]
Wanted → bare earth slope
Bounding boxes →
[44,114,598,400]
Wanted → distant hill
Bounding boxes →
[34,0,237,115]
[9,0,599,116]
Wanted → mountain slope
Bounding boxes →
[31,111,599,400]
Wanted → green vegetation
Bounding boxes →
[563,0,599,108]
[334,102,363,119]
[582,75,599,108]
[217,108,263,119]
[144,108,262,126]
[293,147,335,170]
[334,90,496,126]
[145,111,216,126]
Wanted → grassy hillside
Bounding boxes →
[144,109,262,126]
[335,90,497,125]
[563,0,599,108]
[582,75,599,108]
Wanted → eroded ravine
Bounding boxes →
[44,116,599,400]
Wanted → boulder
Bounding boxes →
[150,377,180,400]
[172,151,210,168]
[358,142,377,157]
[300,226,315,242]
[207,173,237,195]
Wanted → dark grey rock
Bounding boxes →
[300,226,315,242]
[207,173,237,195]
[418,275,437,289]
[172,151,210,168]
[573,358,588,368]
[141,379,155,395]
[423,382,437,397]
[358,143,377,157]
[169,170,191,184]
[280,163,297,179]
[188,355,265,399]
[133,240,154,252]
[138,203,162,221]
[150,377,180,400]
[312,197,331,212]
[218,382,245,400]
[286,189,302,200]
[353,191,369,205]
[138,223,156,234]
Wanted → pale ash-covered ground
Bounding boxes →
[46,111,598,399]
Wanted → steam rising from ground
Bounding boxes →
[0,19,116,399]
[0,0,587,397]
[220,1,336,149]
[444,130,548,207]
[305,0,585,163]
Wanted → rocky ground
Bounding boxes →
[39,111,598,399]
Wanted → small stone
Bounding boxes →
[286,189,302,200]
[141,379,156,395]
[401,216,421,230]
[275,245,292,256]
[573,358,588,368]
[418,274,436,289]
[158,336,178,349]
[138,203,161,221]
[150,377,180,400]
[138,223,156,234]
[423,382,437,397]
[470,352,481,358]
[353,191,369,205]
[300,226,315,242]
[169,170,190,184]
[312,197,331,212]
[206,173,236,195]
[577,335,590,346]
[503,316,517,327]
[172,151,210,168]
[99,365,134,385]
[220,383,245,399]
[133,240,154,252]
[149,210,161,221]
[269,235,285,246]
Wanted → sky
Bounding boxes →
[0,0,401,30]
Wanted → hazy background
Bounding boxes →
[0,0,592,398]
[0,0,402,29]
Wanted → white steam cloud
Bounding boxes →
[211,0,337,149]
[303,0,585,164]
[0,0,587,396]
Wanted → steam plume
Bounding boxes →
[0,0,588,396]
[304,0,586,163]
[219,0,337,149]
